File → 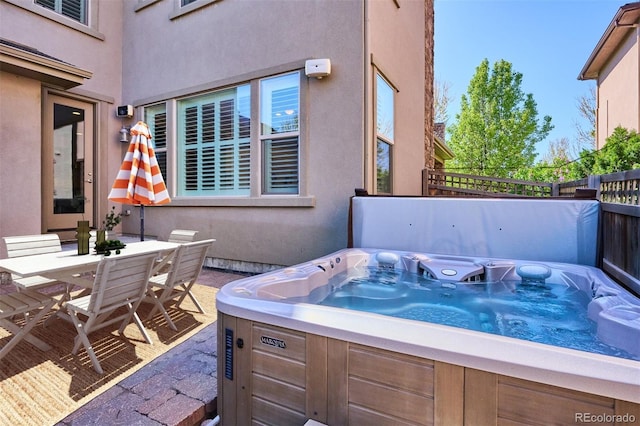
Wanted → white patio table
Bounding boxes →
[0,241,180,291]
[0,241,181,338]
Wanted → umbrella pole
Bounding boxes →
[140,205,145,241]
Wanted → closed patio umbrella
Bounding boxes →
[108,121,170,241]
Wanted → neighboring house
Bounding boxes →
[579,2,640,150]
[0,0,434,271]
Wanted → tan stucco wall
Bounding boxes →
[0,0,432,269]
[0,0,125,241]
[0,1,124,98]
[367,0,427,196]
[0,72,42,244]
[596,29,640,149]
[118,0,428,268]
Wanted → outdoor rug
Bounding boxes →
[0,284,218,425]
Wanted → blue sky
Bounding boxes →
[434,0,620,160]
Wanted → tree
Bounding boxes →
[514,138,582,182]
[434,78,452,125]
[574,86,596,151]
[447,59,553,177]
[592,126,640,174]
[544,127,640,180]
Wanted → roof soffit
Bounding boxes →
[579,3,640,80]
[434,134,454,160]
[0,39,92,89]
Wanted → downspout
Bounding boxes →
[363,0,370,193]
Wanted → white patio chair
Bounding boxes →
[167,229,199,243]
[2,234,64,291]
[65,252,158,374]
[0,290,56,360]
[155,229,201,274]
[156,229,198,271]
[144,239,214,331]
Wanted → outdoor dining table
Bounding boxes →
[0,241,181,344]
[0,241,180,291]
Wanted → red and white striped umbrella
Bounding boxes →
[108,121,170,240]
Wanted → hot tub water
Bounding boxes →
[316,267,639,361]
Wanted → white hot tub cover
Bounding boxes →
[351,197,599,266]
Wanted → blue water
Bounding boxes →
[314,267,640,361]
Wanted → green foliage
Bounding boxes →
[591,127,640,174]
[447,59,553,178]
[569,149,597,178]
[102,206,122,231]
[513,156,582,183]
[514,137,583,183]
[94,239,126,254]
[519,127,640,182]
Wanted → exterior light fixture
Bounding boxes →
[119,125,130,143]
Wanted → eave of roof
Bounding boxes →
[434,134,454,161]
[579,2,640,81]
[0,38,92,89]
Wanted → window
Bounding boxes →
[35,0,87,24]
[151,70,302,202]
[181,0,197,5]
[145,104,168,181]
[260,72,300,194]
[376,73,394,194]
[177,85,251,196]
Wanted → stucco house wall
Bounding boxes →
[597,30,640,149]
[367,0,427,195]
[120,0,429,270]
[120,0,367,269]
[579,2,640,150]
[0,72,42,238]
[0,0,126,254]
[0,0,432,270]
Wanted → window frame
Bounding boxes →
[35,0,87,25]
[375,72,396,195]
[259,72,301,195]
[139,67,312,208]
[170,0,222,20]
[175,85,252,197]
[144,103,168,184]
[5,0,103,39]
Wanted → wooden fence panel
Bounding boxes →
[601,204,640,295]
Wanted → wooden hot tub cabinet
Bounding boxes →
[217,313,640,426]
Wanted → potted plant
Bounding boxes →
[94,239,126,255]
[96,206,122,245]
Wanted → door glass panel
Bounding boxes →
[53,103,86,214]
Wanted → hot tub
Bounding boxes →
[216,248,640,426]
